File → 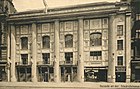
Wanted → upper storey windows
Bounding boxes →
[21,37,28,50]
[65,34,73,48]
[90,32,102,46]
[42,36,50,49]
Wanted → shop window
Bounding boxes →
[65,52,73,64]
[42,53,50,64]
[117,25,123,36]
[21,37,28,50]
[42,36,50,49]
[65,34,73,48]
[90,32,102,46]
[90,51,102,60]
[21,54,28,64]
[117,56,123,66]
[117,40,123,50]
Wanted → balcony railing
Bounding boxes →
[15,62,32,66]
[60,60,76,65]
[37,61,53,65]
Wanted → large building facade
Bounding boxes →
[1,0,138,83]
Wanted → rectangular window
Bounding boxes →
[42,53,50,64]
[117,25,123,36]
[117,40,123,50]
[65,52,73,64]
[21,54,28,64]
[117,56,123,66]
[21,37,28,50]
[90,51,102,60]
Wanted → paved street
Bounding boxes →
[0,82,140,89]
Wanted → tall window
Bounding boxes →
[65,52,73,64]
[42,53,50,64]
[65,34,73,48]
[21,37,28,50]
[42,36,50,49]
[117,40,123,50]
[90,32,102,46]
[21,54,28,64]
[117,56,123,66]
[90,51,102,60]
[117,25,123,36]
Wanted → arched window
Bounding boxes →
[65,34,73,48]
[21,37,28,49]
[42,36,50,48]
[90,32,102,46]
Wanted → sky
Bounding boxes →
[13,0,120,12]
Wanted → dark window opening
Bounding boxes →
[90,32,102,46]
[65,52,73,64]
[42,36,50,49]
[117,25,123,36]
[42,53,50,64]
[90,51,102,60]
[65,34,73,48]
[117,40,123,50]
[117,56,123,66]
[21,37,28,50]
[21,54,28,65]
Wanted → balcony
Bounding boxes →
[15,62,32,66]
[59,60,77,66]
[37,61,53,66]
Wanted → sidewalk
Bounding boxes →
[0,82,140,89]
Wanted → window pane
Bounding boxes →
[42,53,50,64]
[42,36,50,48]
[117,40,123,50]
[21,54,28,64]
[21,37,28,50]
[90,51,102,60]
[65,34,73,48]
[90,33,102,46]
[65,52,73,64]
[117,56,123,66]
[117,25,123,36]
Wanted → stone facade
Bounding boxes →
[0,1,134,83]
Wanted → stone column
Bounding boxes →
[31,23,37,82]
[126,14,131,82]
[10,24,17,82]
[108,15,116,83]
[7,25,10,82]
[54,20,60,82]
[77,18,84,82]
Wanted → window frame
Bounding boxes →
[21,37,28,50]
[65,34,73,48]
[117,40,123,50]
[90,32,102,46]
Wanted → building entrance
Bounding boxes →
[38,67,54,82]
[61,66,77,82]
[116,72,126,82]
[0,66,7,81]
[84,68,107,82]
[16,67,31,82]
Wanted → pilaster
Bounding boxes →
[77,18,84,82]
[10,25,16,82]
[108,14,116,83]
[31,23,37,82]
[125,14,131,82]
[54,20,60,82]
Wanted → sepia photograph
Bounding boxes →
[0,0,140,89]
